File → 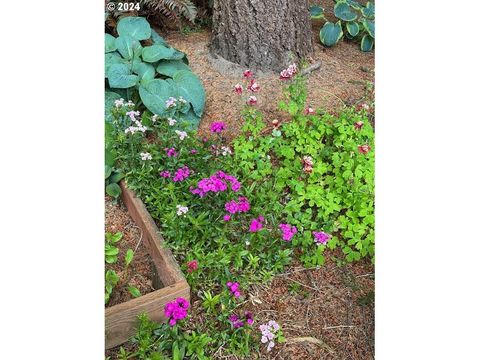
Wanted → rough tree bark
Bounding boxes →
[210,0,313,72]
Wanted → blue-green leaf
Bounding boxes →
[156,60,191,77]
[319,21,343,47]
[363,20,375,38]
[107,64,139,88]
[139,79,178,116]
[142,44,175,63]
[117,16,151,41]
[105,91,122,122]
[334,2,357,21]
[172,70,206,117]
[115,35,142,60]
[309,5,324,19]
[362,2,375,18]
[151,29,168,46]
[346,0,362,10]
[132,61,155,82]
[105,52,126,77]
[360,34,374,52]
[346,21,360,37]
[105,34,117,53]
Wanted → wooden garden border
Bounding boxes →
[105,181,190,349]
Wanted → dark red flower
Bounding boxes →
[358,144,371,154]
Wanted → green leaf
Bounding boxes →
[142,44,175,63]
[107,64,139,89]
[105,34,117,53]
[319,21,343,47]
[106,183,121,198]
[139,79,178,117]
[346,0,362,10]
[105,165,112,179]
[156,60,191,77]
[346,21,360,37]
[105,91,122,122]
[362,2,375,18]
[125,249,134,267]
[115,35,142,60]
[151,29,168,46]
[309,5,324,19]
[105,148,115,167]
[172,70,206,117]
[360,34,374,52]
[109,232,123,243]
[109,171,124,184]
[105,246,119,256]
[105,52,126,77]
[127,286,141,298]
[363,20,375,38]
[117,16,151,41]
[334,2,357,21]
[132,61,155,82]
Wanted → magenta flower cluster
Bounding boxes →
[190,171,241,197]
[164,297,189,326]
[160,170,171,178]
[278,223,297,241]
[225,196,250,214]
[210,122,226,133]
[229,311,254,328]
[165,147,177,157]
[313,231,332,245]
[249,215,264,232]
[227,281,241,298]
[172,166,190,182]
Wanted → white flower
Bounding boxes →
[245,241,250,246]
[221,146,232,156]
[362,103,370,110]
[152,114,158,123]
[166,97,177,108]
[175,130,188,141]
[178,96,187,104]
[126,100,135,107]
[267,341,275,352]
[176,205,188,216]
[168,118,177,126]
[140,152,152,161]
[114,98,124,108]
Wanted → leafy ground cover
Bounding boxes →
[105,59,374,358]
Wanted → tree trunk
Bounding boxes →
[210,0,313,72]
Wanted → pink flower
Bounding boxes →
[304,106,315,115]
[223,214,231,221]
[280,63,298,80]
[354,121,364,130]
[165,147,177,157]
[164,297,189,326]
[190,171,241,197]
[225,196,250,214]
[234,83,243,94]
[211,121,226,133]
[160,170,171,178]
[190,149,198,154]
[249,216,264,232]
[187,260,198,273]
[358,144,371,154]
[172,166,190,182]
[243,69,254,78]
[279,223,297,241]
[245,311,254,325]
[227,281,241,298]
[312,231,331,245]
[247,79,260,92]
[247,96,257,106]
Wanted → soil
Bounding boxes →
[105,196,156,307]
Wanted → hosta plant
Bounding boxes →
[318,0,375,52]
[105,16,206,128]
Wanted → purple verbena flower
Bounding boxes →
[279,223,298,241]
[312,231,332,245]
[210,122,226,133]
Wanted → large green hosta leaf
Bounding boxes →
[117,16,151,41]
[107,64,139,88]
[151,29,168,46]
[363,20,375,38]
[105,91,122,122]
[334,2,357,21]
[132,62,155,83]
[172,70,206,117]
[139,79,178,116]
[180,108,201,129]
[362,2,375,19]
[346,21,360,37]
[105,52,126,77]
[309,5,324,19]
[105,34,117,53]
[116,35,142,60]
[156,60,191,77]
[142,44,175,63]
[319,21,343,47]
[360,34,374,52]
[345,0,362,10]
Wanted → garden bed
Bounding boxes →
[105,182,190,349]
